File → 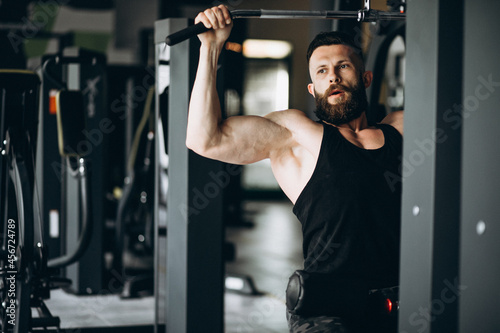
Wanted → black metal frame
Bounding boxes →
[37,49,108,295]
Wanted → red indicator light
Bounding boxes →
[385,298,393,313]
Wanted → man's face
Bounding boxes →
[307,44,372,125]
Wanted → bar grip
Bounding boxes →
[165,22,210,46]
[164,10,262,46]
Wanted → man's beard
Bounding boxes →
[313,78,368,126]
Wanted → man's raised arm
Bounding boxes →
[186,5,291,165]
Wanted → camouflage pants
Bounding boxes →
[287,313,350,333]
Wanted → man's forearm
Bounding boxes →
[186,44,224,154]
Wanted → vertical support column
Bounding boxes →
[154,18,225,333]
[399,0,463,332]
[459,0,500,331]
[64,63,83,290]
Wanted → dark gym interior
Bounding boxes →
[1,0,499,332]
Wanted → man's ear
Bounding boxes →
[363,71,373,88]
[307,83,315,97]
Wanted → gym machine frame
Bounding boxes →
[402,0,500,332]
[0,68,94,332]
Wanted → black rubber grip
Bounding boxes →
[165,22,210,46]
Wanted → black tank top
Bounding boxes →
[293,122,402,288]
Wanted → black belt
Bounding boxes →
[285,270,399,317]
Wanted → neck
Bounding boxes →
[323,112,369,132]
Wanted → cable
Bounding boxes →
[41,57,66,91]
[47,158,92,268]
[127,85,155,174]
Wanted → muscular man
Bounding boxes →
[187,5,403,333]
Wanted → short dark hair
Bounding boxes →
[306,31,364,66]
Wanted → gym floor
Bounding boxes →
[44,199,303,333]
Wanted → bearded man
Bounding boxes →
[186,5,404,333]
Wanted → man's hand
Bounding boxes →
[195,5,233,48]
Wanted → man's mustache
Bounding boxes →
[322,83,355,97]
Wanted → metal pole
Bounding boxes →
[230,8,404,21]
[154,18,225,333]
[235,9,358,19]
[459,0,500,331]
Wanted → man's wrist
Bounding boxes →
[199,42,223,61]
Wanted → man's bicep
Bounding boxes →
[208,114,290,164]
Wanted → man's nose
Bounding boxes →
[329,72,341,83]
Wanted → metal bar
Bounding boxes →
[255,9,358,19]
[363,10,407,21]
[229,9,261,18]
[165,8,405,46]
[231,9,404,20]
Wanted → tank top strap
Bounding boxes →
[375,123,403,149]
[320,121,348,142]
[318,121,341,147]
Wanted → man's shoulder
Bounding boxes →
[265,109,323,156]
[380,110,404,136]
[265,109,320,132]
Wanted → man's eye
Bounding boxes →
[318,69,327,74]
[339,64,348,69]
